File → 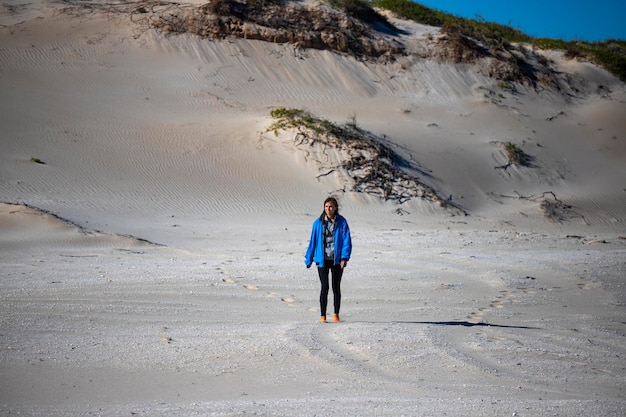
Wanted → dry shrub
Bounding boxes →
[268,108,465,214]
[131,0,404,61]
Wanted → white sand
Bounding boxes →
[1,1,625,416]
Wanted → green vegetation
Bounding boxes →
[30,157,45,164]
[503,142,532,166]
[371,0,626,81]
[372,0,530,44]
[325,0,397,31]
[370,0,445,27]
[268,108,334,137]
[564,40,626,82]
[493,141,535,171]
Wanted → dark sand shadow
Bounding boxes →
[392,320,539,329]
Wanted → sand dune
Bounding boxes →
[2,3,624,237]
[1,1,625,415]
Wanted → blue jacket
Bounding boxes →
[305,214,352,267]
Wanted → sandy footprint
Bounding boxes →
[217,261,237,282]
[280,297,297,307]
[467,290,513,321]
[243,284,259,290]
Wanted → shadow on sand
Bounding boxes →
[391,321,539,330]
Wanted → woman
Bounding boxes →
[305,197,352,323]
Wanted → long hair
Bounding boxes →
[320,197,339,236]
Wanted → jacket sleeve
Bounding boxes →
[340,219,352,261]
[304,220,318,267]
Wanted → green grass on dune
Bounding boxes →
[369,0,626,81]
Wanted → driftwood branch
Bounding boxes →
[495,190,585,223]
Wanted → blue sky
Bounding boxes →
[414,0,625,42]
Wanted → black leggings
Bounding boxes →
[318,260,343,316]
